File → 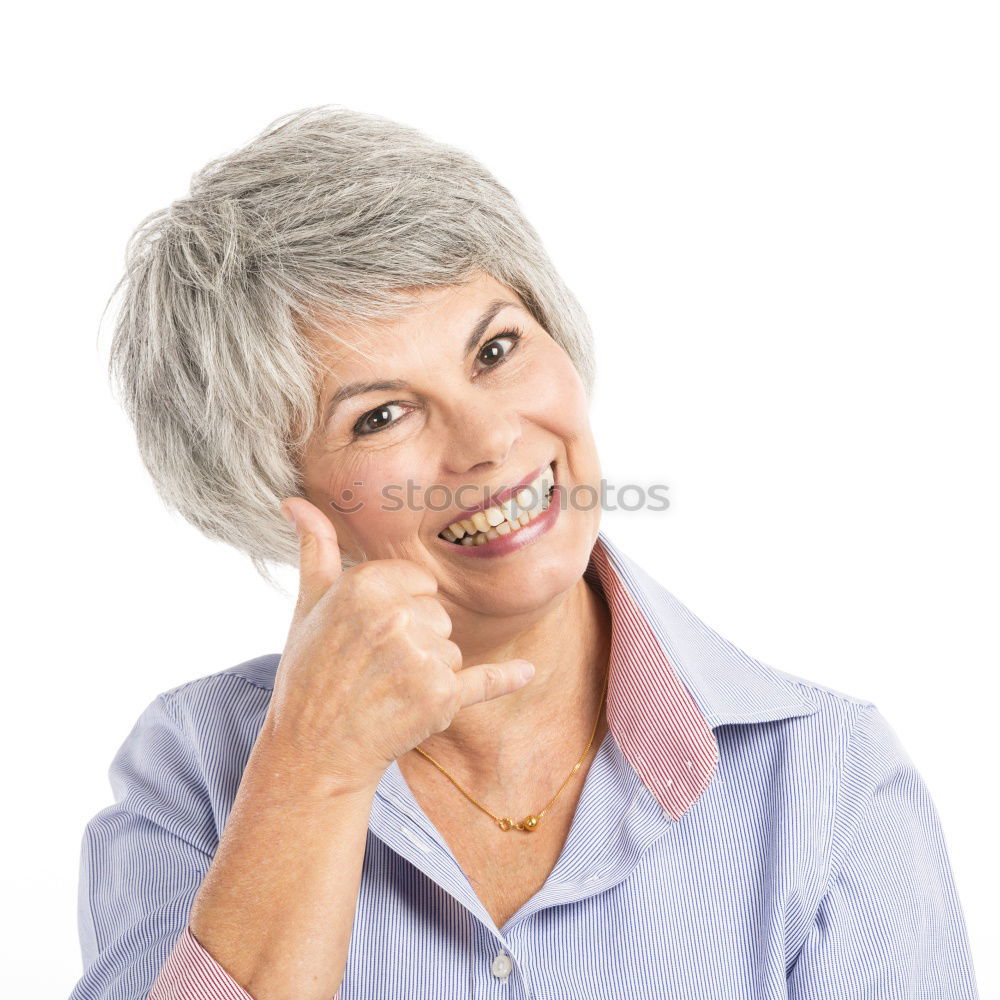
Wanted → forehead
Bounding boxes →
[306,272,523,371]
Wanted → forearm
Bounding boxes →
[188,722,378,1000]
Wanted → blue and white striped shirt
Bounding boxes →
[70,530,980,998]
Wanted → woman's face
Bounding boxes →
[300,271,602,619]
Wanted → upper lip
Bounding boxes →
[437,460,553,534]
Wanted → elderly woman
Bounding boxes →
[70,106,979,1000]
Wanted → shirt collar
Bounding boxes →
[586,529,819,822]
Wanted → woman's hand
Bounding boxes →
[267,497,536,795]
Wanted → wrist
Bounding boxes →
[250,722,382,802]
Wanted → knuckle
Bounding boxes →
[425,674,455,709]
[481,665,502,696]
[348,561,387,591]
[407,642,432,669]
[388,606,413,632]
[441,640,463,671]
[435,606,453,638]
[371,605,412,643]
[415,596,452,637]
[350,559,381,579]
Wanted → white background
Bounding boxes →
[2,2,996,995]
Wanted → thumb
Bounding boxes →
[280,497,344,617]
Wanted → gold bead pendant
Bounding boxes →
[497,814,541,832]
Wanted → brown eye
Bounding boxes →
[353,402,409,437]
[477,329,522,369]
[350,328,524,439]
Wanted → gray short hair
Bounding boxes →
[105,104,596,586]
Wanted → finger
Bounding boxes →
[423,634,463,673]
[351,558,440,599]
[350,532,439,597]
[280,497,343,617]
[411,595,453,639]
[455,660,536,709]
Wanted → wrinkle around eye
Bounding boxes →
[347,328,527,439]
[354,400,415,437]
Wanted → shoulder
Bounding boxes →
[754,659,888,758]
[142,654,281,762]
[609,540,879,734]
[768,662,878,716]
[112,654,282,839]
[156,652,280,714]
[687,628,893,783]
[740,662,908,804]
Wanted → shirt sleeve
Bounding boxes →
[69,692,257,1000]
[786,703,980,999]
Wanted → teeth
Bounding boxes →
[485,506,505,527]
[501,498,520,526]
[439,462,556,545]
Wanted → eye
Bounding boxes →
[476,327,523,370]
[353,401,411,437]
[351,327,525,438]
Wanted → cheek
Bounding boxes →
[327,455,423,537]
[523,345,589,430]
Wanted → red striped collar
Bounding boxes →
[584,530,818,822]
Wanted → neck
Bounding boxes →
[404,574,613,796]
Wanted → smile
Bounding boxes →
[437,462,557,546]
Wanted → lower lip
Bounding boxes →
[439,485,563,559]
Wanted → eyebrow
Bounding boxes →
[322,298,519,424]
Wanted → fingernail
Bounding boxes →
[519,661,536,682]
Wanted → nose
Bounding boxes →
[441,393,522,477]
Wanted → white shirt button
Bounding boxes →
[491,952,513,978]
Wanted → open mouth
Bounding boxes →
[437,461,557,546]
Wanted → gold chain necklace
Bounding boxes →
[412,662,611,832]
